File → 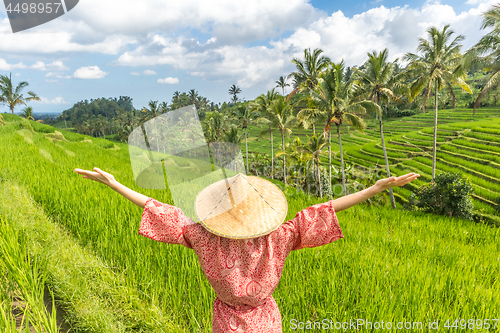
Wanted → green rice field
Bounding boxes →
[0,111,499,332]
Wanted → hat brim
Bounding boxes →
[194,174,287,239]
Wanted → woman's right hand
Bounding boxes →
[74,167,117,187]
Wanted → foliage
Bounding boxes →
[409,172,474,220]
[386,106,417,118]
[228,85,241,104]
[30,120,56,133]
[19,118,34,132]
[0,73,40,114]
[465,4,500,115]
[288,47,331,93]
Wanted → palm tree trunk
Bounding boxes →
[422,87,430,113]
[380,118,396,209]
[245,128,249,174]
[282,132,286,185]
[312,124,315,135]
[337,124,346,196]
[270,125,274,179]
[317,157,322,197]
[432,80,438,180]
[473,86,490,117]
[447,82,456,108]
[328,130,332,197]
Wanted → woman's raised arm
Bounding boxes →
[330,173,420,212]
[74,167,148,208]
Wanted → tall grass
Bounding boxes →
[0,216,58,332]
[1,117,499,331]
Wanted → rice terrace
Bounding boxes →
[1,4,500,333]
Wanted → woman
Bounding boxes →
[74,167,419,332]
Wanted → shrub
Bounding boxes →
[408,172,474,220]
[30,120,55,133]
[385,105,416,118]
[19,118,34,132]
[59,130,86,142]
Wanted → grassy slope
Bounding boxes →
[1,114,499,331]
[0,179,183,332]
[244,108,500,217]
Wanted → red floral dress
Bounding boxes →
[139,197,343,333]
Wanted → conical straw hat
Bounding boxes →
[194,173,287,239]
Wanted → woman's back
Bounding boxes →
[139,197,343,333]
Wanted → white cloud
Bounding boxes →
[73,66,108,79]
[15,73,21,76]
[45,72,72,79]
[30,61,69,71]
[0,0,318,55]
[157,77,179,84]
[0,58,27,70]
[38,96,66,104]
[143,69,157,75]
[130,72,140,75]
[109,1,500,89]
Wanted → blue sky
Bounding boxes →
[0,0,497,114]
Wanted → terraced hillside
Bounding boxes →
[244,108,500,219]
[341,109,500,218]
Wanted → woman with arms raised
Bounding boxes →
[74,167,419,333]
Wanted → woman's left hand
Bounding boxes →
[375,173,420,191]
[74,167,116,187]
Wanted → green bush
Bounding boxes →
[19,118,34,132]
[30,120,55,133]
[1,113,21,122]
[59,130,86,142]
[408,172,474,220]
[496,196,500,213]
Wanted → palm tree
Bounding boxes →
[253,89,280,178]
[142,100,162,152]
[188,89,199,106]
[288,48,331,99]
[296,99,325,135]
[275,76,290,95]
[355,49,410,208]
[259,96,295,184]
[203,111,228,143]
[466,4,500,116]
[0,113,5,126]
[276,136,310,189]
[0,73,40,114]
[309,61,381,196]
[21,106,34,120]
[232,104,260,173]
[159,101,169,114]
[228,85,241,104]
[404,25,472,179]
[300,134,328,197]
[172,91,181,105]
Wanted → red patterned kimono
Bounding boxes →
[139,197,343,333]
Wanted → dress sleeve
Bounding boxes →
[284,200,344,251]
[138,197,195,248]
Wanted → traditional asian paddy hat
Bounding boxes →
[194,173,288,239]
